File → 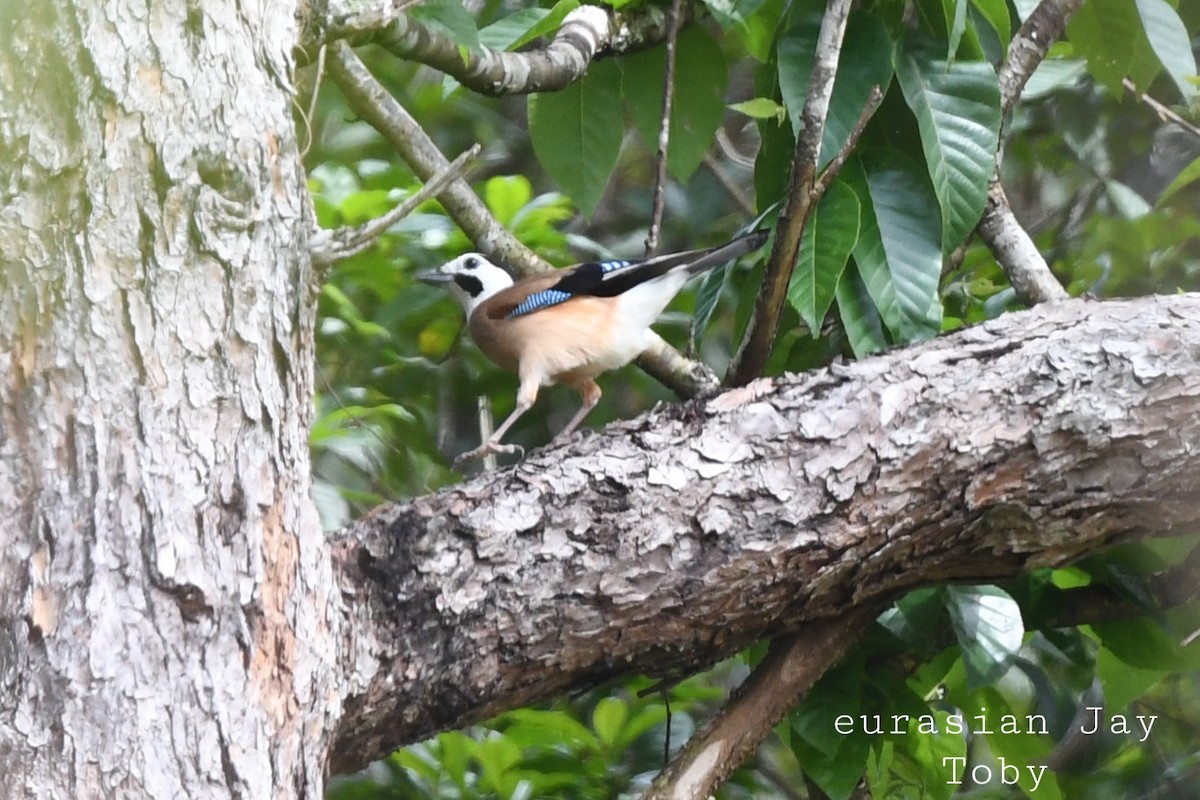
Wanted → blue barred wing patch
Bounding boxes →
[508,289,572,318]
[598,259,633,273]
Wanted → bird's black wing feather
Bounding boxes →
[507,230,768,319]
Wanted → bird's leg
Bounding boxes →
[453,381,538,468]
[551,378,602,444]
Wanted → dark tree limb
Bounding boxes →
[326,293,1200,775]
[978,178,1070,304]
[998,0,1087,116]
[726,0,853,386]
[811,86,883,201]
[318,3,694,96]
[962,0,1084,301]
[645,607,881,799]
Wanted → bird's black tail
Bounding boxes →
[562,228,770,299]
[682,228,770,276]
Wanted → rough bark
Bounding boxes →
[0,2,334,798]
[327,293,1200,772]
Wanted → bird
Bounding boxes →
[416,229,769,466]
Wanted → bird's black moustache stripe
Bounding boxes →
[454,274,485,297]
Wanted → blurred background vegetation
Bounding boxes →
[307,0,1200,796]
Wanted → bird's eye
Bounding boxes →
[464,256,479,270]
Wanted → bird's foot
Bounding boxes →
[453,440,525,469]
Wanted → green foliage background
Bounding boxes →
[309,0,1200,796]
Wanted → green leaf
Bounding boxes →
[591,697,628,750]
[1067,0,1140,93]
[945,585,1024,690]
[528,59,623,217]
[1135,0,1198,100]
[835,263,889,357]
[778,11,895,169]
[895,42,1000,254]
[878,587,947,651]
[478,0,578,52]
[1104,179,1153,219]
[484,175,534,227]
[969,0,1011,48]
[1097,645,1166,712]
[788,179,861,332]
[625,27,729,182]
[792,658,865,756]
[1156,154,1200,206]
[1022,58,1088,100]
[891,709,968,799]
[1090,617,1182,670]
[740,0,788,62]
[474,733,522,796]
[729,97,787,122]
[1010,0,1040,20]
[824,16,895,164]
[702,0,771,28]
[615,703,669,751]
[790,721,871,800]
[478,8,548,51]
[501,708,599,751]
[970,688,1062,800]
[409,0,481,53]
[848,151,944,342]
[437,731,476,790]
[691,262,732,350]
[945,0,969,58]
[753,78,796,208]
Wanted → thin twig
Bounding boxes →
[476,396,498,473]
[702,151,755,215]
[725,0,853,387]
[311,144,482,268]
[715,126,757,169]
[661,691,672,768]
[811,85,884,200]
[1123,78,1200,138]
[301,43,327,159]
[645,0,683,255]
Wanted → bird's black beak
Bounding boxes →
[415,270,454,285]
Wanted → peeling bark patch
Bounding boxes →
[251,497,300,728]
[464,488,543,538]
[29,544,58,636]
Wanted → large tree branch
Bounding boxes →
[326,293,1200,773]
[317,3,693,96]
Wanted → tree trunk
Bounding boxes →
[0,3,333,798]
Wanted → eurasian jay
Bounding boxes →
[417,229,768,465]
